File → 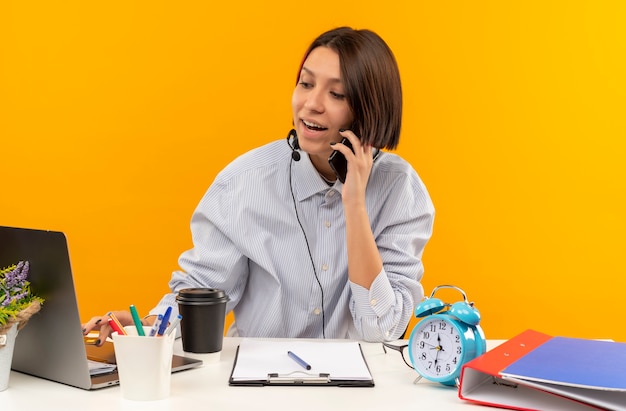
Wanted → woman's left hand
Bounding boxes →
[333,129,375,206]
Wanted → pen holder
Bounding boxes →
[112,326,175,401]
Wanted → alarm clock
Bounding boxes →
[407,285,486,386]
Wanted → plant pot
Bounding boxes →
[0,322,19,391]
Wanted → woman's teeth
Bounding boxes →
[303,120,327,131]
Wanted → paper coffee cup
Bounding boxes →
[176,288,229,354]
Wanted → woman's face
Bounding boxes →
[292,46,354,164]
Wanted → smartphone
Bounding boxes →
[328,137,353,183]
[328,138,380,183]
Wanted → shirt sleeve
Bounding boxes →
[348,166,434,342]
[349,267,424,342]
[151,174,249,318]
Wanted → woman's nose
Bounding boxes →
[304,88,324,113]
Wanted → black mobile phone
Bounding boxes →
[328,138,380,183]
[328,137,353,184]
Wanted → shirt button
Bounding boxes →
[324,220,331,228]
[328,190,336,197]
[313,308,321,315]
[321,264,328,271]
[370,299,378,306]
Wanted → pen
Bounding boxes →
[165,314,182,336]
[129,305,145,336]
[288,351,312,370]
[149,314,163,337]
[157,306,172,336]
[107,312,127,335]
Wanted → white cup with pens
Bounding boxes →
[112,325,176,401]
[110,308,178,401]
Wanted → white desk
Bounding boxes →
[1,338,502,410]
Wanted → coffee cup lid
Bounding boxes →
[176,288,229,303]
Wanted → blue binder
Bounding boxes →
[501,336,626,391]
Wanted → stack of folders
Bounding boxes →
[458,329,626,411]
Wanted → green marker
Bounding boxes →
[129,304,145,336]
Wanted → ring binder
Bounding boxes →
[459,329,626,410]
[267,372,331,384]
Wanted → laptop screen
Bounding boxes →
[1,226,201,390]
[1,226,96,389]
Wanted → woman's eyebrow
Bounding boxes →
[301,66,342,84]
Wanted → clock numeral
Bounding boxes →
[438,321,447,331]
[456,346,462,354]
[422,331,430,339]
[419,341,425,349]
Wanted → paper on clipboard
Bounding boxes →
[230,339,373,384]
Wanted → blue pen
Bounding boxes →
[288,351,312,370]
[149,314,163,337]
[157,306,172,336]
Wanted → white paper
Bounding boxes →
[231,340,372,381]
[87,359,117,376]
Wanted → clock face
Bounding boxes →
[408,316,467,381]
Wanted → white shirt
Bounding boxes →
[152,138,434,342]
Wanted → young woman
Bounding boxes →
[83,27,434,343]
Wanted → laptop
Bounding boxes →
[0,226,202,390]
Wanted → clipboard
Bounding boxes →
[228,339,375,387]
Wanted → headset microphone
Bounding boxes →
[286,129,301,161]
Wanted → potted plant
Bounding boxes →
[0,261,44,391]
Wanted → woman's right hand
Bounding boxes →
[81,311,135,347]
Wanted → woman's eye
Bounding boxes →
[330,91,346,99]
[299,81,312,89]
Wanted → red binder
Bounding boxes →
[458,329,625,410]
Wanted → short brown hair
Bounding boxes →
[297,27,403,150]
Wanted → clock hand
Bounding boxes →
[436,333,445,352]
[421,341,438,349]
[433,334,442,366]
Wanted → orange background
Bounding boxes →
[2,1,625,341]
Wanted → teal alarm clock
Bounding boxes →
[407,285,486,386]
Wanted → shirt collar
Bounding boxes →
[292,154,341,201]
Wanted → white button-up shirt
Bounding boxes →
[152,138,434,342]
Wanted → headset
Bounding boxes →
[286,129,301,161]
[286,129,326,338]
